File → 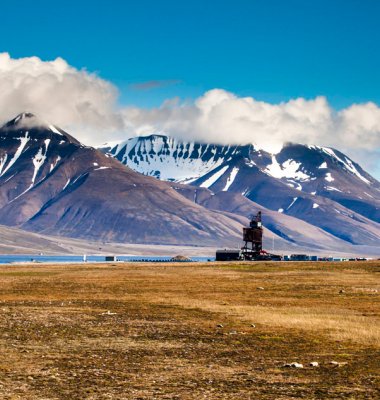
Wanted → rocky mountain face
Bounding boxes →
[0,113,250,246]
[103,134,380,249]
[100,135,244,183]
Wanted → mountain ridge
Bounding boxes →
[0,114,378,253]
[102,134,380,248]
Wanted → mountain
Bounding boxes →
[103,134,380,248]
[99,135,242,183]
[0,113,249,246]
[1,115,379,254]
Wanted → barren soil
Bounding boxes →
[0,261,379,399]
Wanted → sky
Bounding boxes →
[0,0,380,175]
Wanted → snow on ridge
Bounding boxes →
[0,132,30,176]
[0,154,8,176]
[313,203,319,209]
[343,157,370,184]
[325,172,334,182]
[319,146,370,184]
[245,159,256,168]
[287,197,298,210]
[94,166,110,171]
[106,135,269,184]
[114,136,231,183]
[7,138,50,203]
[49,125,63,136]
[326,186,342,192]
[318,162,327,169]
[31,139,50,184]
[264,156,310,181]
[63,179,71,190]
[200,166,229,188]
[50,156,61,173]
[286,179,303,191]
[222,167,239,191]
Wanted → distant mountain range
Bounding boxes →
[0,113,378,255]
[100,134,380,251]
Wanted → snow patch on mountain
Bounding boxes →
[312,146,371,184]
[287,197,298,210]
[223,167,239,191]
[264,156,310,181]
[326,186,342,192]
[49,125,62,135]
[32,139,50,183]
[200,166,229,188]
[1,132,30,176]
[108,135,238,182]
[343,157,370,184]
[325,173,334,182]
[50,156,61,172]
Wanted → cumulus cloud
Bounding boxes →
[0,52,124,143]
[0,53,380,174]
[121,90,380,172]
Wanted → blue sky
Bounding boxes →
[1,0,379,177]
[1,0,379,109]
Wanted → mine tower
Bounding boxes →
[215,211,282,261]
[241,211,263,260]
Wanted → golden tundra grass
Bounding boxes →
[0,261,379,399]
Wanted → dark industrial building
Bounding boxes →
[216,211,281,261]
[215,249,242,261]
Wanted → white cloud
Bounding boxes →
[121,90,380,173]
[121,90,380,153]
[0,53,380,175]
[0,52,123,143]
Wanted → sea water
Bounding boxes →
[0,255,214,264]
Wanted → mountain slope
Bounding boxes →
[0,114,246,246]
[2,116,379,253]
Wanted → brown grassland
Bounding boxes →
[0,261,379,399]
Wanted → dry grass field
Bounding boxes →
[0,261,379,399]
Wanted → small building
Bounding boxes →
[215,249,241,261]
[290,254,310,261]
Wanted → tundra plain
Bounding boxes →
[0,261,379,399]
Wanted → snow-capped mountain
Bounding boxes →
[0,113,249,246]
[0,115,379,253]
[100,135,249,183]
[102,134,380,247]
